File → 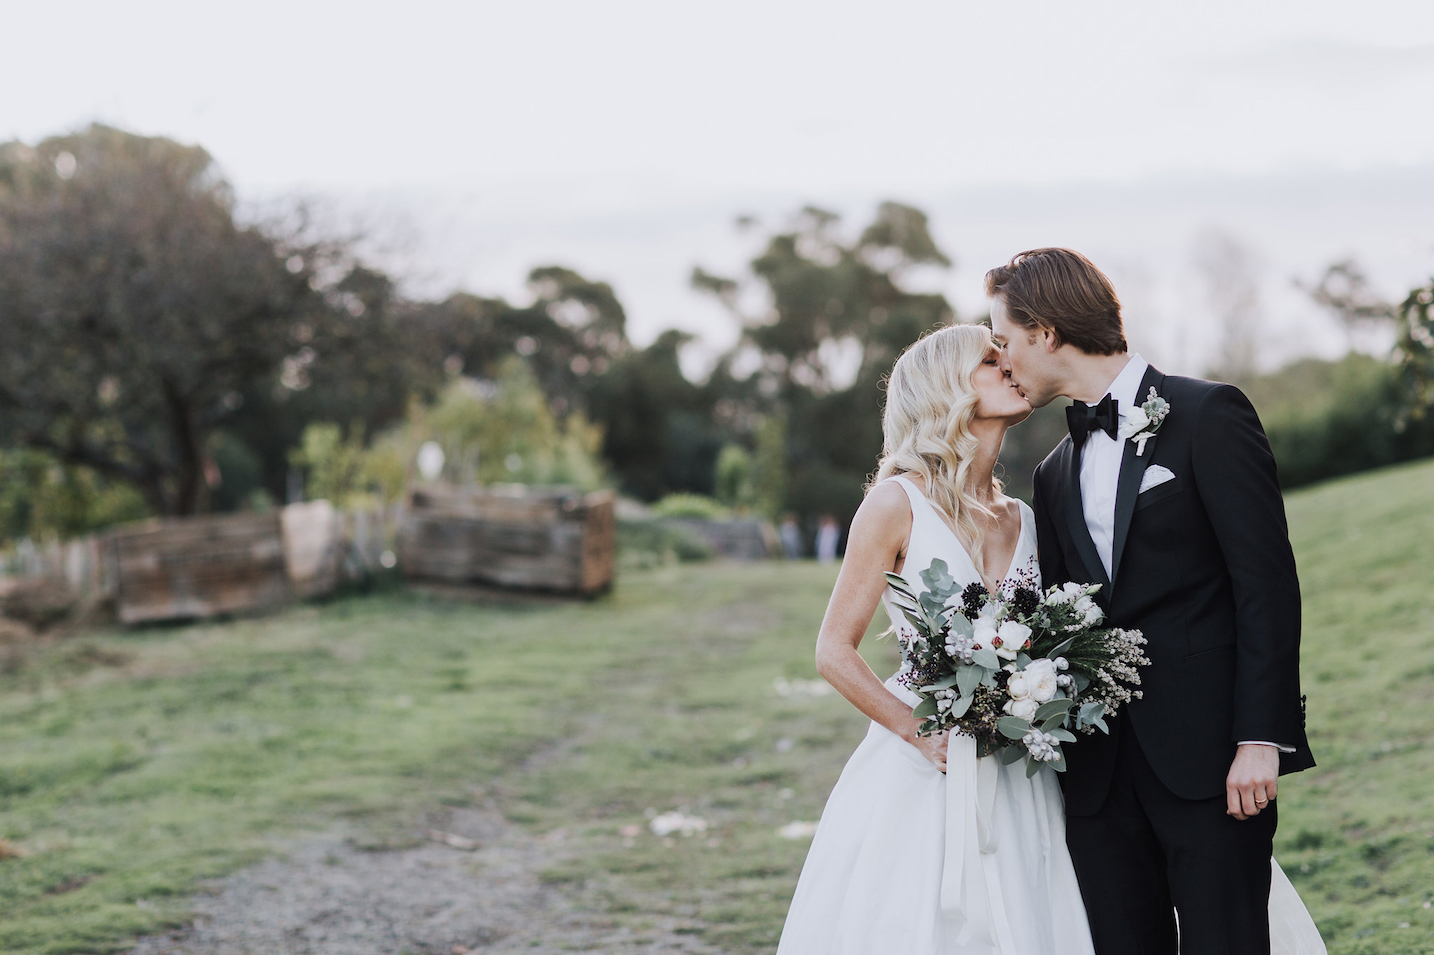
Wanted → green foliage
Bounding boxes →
[0,125,340,516]
[1244,354,1434,490]
[713,444,754,508]
[1392,279,1434,422]
[580,330,721,501]
[391,357,607,491]
[615,519,715,569]
[0,450,148,542]
[752,415,788,521]
[651,492,730,520]
[288,423,373,507]
[694,203,955,524]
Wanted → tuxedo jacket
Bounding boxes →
[1032,365,1315,816]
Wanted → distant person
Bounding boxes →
[779,513,804,559]
[778,283,1323,953]
[813,515,840,563]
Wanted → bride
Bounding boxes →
[775,324,1324,954]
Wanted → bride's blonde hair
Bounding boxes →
[870,323,1002,572]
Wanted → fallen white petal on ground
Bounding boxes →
[648,812,708,837]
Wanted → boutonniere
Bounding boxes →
[1117,387,1170,456]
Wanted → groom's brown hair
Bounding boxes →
[984,248,1127,355]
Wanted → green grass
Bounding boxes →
[2,457,1434,954]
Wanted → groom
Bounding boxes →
[987,249,1315,955]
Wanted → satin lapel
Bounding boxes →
[1062,435,1110,592]
[1109,366,1166,589]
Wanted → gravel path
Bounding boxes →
[127,806,719,955]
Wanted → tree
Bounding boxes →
[693,202,955,522]
[0,125,338,515]
[1393,279,1434,424]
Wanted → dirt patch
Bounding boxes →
[127,806,718,955]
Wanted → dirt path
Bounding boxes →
[127,804,718,955]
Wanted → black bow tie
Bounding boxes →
[1067,394,1119,448]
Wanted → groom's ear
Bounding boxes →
[1040,327,1061,354]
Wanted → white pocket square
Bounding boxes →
[1139,465,1176,493]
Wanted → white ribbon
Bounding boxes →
[940,734,1017,954]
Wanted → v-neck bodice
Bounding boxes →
[878,475,1039,645]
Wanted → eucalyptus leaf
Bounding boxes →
[997,716,1030,740]
[1041,713,1069,732]
[956,665,982,699]
[948,615,974,639]
[912,696,938,718]
[1015,652,1032,669]
[950,694,974,718]
[1047,636,1077,658]
[1050,728,1077,743]
[1025,756,1043,779]
[1000,743,1025,765]
[1049,752,1067,772]
[1078,701,1107,724]
[1073,673,1092,693]
[923,674,961,692]
[919,559,952,594]
[971,647,1001,670]
[1091,717,1110,734]
[1034,698,1074,722]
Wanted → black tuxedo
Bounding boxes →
[1031,365,1314,954]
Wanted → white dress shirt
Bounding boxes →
[1075,354,1291,753]
[1077,354,1149,581]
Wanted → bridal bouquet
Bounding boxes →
[886,561,1150,777]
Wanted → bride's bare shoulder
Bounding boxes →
[852,479,912,536]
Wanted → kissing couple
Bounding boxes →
[777,249,1326,955]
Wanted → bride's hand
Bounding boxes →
[909,727,950,773]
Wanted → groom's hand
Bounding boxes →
[1226,743,1280,820]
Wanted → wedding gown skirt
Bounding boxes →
[776,675,1096,955]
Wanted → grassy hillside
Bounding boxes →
[1,457,1432,953]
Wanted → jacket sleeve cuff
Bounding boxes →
[1238,740,1297,753]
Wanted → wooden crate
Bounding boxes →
[399,485,616,596]
[110,512,291,624]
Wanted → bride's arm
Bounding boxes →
[814,483,948,771]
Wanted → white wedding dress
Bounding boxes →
[776,476,1326,955]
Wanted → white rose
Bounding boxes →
[972,615,998,651]
[1023,659,1060,703]
[1007,672,1032,700]
[1049,582,1083,605]
[1003,697,1038,721]
[998,621,1031,652]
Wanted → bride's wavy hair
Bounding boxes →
[870,323,1002,572]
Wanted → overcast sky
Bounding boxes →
[7,0,1434,376]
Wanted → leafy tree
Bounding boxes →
[693,202,955,522]
[0,125,338,515]
[1393,279,1434,423]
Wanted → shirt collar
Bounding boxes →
[1105,353,1148,418]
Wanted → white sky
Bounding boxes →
[6,0,1434,376]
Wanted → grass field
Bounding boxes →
[2,457,1434,954]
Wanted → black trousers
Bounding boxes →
[1064,719,1276,955]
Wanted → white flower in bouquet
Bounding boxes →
[1076,596,1102,626]
[1023,658,1061,703]
[1047,582,1084,605]
[994,620,1031,661]
[1007,672,1032,700]
[1003,697,1039,721]
[972,602,1001,651]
